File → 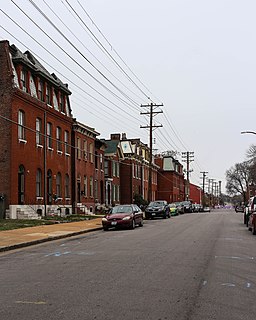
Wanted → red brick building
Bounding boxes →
[119,134,158,204]
[0,40,106,218]
[155,154,185,203]
[189,183,202,204]
[103,133,157,205]
[71,122,105,213]
[101,135,124,207]
[0,40,74,218]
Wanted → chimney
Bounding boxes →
[122,133,127,140]
[110,133,121,140]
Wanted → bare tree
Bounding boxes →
[246,144,256,184]
[226,162,250,203]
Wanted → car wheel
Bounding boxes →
[103,227,109,231]
[244,213,246,224]
[130,219,135,229]
[253,225,256,235]
[139,219,143,227]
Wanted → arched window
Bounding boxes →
[65,174,70,198]
[47,170,52,204]
[18,165,25,204]
[56,172,61,198]
[36,169,42,197]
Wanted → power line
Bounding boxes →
[63,0,152,101]
[11,0,141,112]
[41,0,144,104]
[0,25,141,124]
[76,0,163,104]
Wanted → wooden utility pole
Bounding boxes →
[200,171,208,207]
[140,103,163,202]
[182,151,194,200]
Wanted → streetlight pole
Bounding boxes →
[241,130,256,202]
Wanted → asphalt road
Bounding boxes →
[1,210,256,320]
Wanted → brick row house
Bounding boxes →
[101,135,124,207]
[0,41,74,218]
[155,153,185,203]
[0,40,201,219]
[0,40,104,218]
[114,133,158,204]
[71,121,105,214]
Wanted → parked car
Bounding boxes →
[174,202,185,214]
[145,200,170,219]
[235,205,245,213]
[248,212,256,235]
[203,206,211,212]
[193,204,201,212]
[169,203,179,216]
[244,196,256,226]
[198,204,204,212]
[180,201,193,213]
[102,204,143,231]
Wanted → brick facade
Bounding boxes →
[189,183,202,204]
[155,155,185,203]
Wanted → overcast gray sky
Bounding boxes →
[1,0,256,191]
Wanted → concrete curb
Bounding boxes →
[0,226,103,253]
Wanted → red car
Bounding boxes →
[102,204,144,231]
[248,212,256,235]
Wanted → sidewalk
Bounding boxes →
[0,218,103,252]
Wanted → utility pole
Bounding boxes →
[200,171,208,207]
[218,180,222,204]
[182,151,194,200]
[140,102,163,202]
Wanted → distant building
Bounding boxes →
[189,183,202,204]
[155,153,185,203]
[104,133,158,204]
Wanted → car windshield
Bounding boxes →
[149,201,165,206]
[111,206,133,214]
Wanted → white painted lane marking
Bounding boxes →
[215,255,254,261]
[44,251,94,257]
[15,301,47,305]
[221,283,236,287]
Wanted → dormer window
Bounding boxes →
[60,93,65,113]
[20,69,27,92]
[38,80,44,101]
[46,85,51,105]
[53,90,59,110]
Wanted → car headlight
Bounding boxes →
[122,216,132,220]
[102,217,108,222]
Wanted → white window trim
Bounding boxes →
[18,138,27,144]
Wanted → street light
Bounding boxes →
[241,131,256,135]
